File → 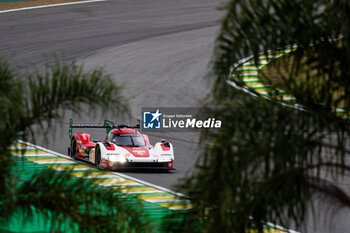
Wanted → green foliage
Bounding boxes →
[172,92,350,232]
[214,0,350,111]
[2,169,151,233]
[0,59,129,148]
[0,59,151,232]
[173,0,350,232]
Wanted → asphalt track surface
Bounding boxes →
[0,0,222,187]
[0,1,349,232]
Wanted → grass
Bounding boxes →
[258,47,348,110]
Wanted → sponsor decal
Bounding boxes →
[106,153,119,156]
[89,148,95,163]
[160,153,171,156]
[133,151,145,156]
[79,148,85,154]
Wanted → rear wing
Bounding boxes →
[69,119,140,138]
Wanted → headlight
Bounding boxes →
[109,155,127,163]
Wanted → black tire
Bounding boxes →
[95,145,101,167]
[71,138,77,159]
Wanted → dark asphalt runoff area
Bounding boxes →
[0,1,348,232]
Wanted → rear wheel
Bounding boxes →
[70,138,77,159]
[95,145,101,167]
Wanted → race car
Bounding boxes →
[67,119,174,170]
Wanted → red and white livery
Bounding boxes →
[68,119,174,170]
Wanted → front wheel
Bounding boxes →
[70,138,77,159]
[95,146,101,167]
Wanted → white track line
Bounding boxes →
[73,174,119,178]
[34,161,76,164]
[9,146,35,150]
[99,182,141,187]
[0,0,106,14]
[53,167,95,171]
[147,198,182,203]
[12,153,55,157]
[123,190,164,194]
[168,206,192,210]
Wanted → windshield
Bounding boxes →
[109,133,146,147]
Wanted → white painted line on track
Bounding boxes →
[282,97,296,101]
[99,182,141,187]
[53,167,95,171]
[236,67,260,71]
[147,199,181,203]
[242,78,260,81]
[9,146,35,150]
[33,160,76,164]
[0,0,106,14]
[73,174,119,178]
[168,207,192,210]
[246,84,266,88]
[244,61,269,65]
[124,190,164,194]
[12,153,55,157]
[241,72,259,75]
[266,222,299,233]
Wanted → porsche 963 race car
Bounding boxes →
[68,119,174,170]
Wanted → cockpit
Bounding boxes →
[108,133,146,147]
